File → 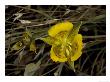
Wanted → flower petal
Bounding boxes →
[50,46,67,62]
[71,34,83,61]
[48,21,73,37]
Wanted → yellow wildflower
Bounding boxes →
[41,21,83,62]
[11,30,37,53]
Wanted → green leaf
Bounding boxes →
[30,41,36,52]
[72,21,82,35]
[24,61,41,76]
[68,61,75,72]
[22,29,32,45]
[11,41,23,51]
[40,36,54,45]
[68,21,82,41]
[25,29,32,37]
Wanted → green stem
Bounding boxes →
[68,61,75,72]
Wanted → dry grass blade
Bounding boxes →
[91,47,105,75]
[12,5,53,19]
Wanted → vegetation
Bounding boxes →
[5,5,106,76]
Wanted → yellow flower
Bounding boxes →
[11,30,37,53]
[50,34,83,62]
[41,21,83,62]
